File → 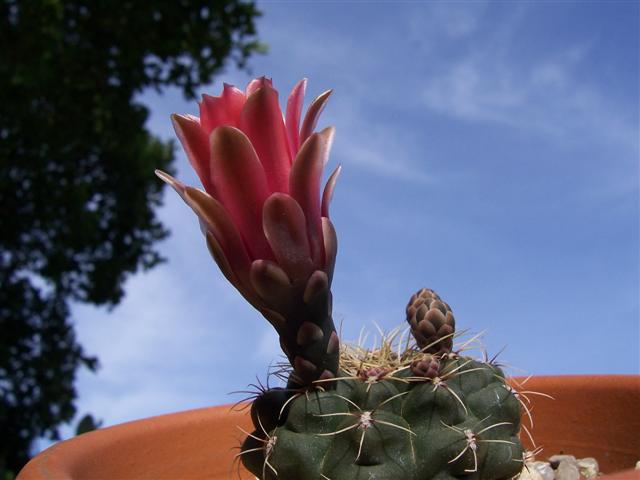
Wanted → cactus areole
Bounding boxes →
[158,77,524,479]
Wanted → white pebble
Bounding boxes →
[530,461,555,480]
[577,457,599,478]
[556,460,580,480]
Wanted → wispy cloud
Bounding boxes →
[332,119,432,185]
[414,5,637,154]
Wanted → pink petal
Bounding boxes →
[155,169,187,199]
[321,165,342,218]
[285,78,307,154]
[199,85,246,134]
[221,83,246,125]
[240,85,292,193]
[322,217,338,286]
[204,230,240,285]
[206,232,262,309]
[262,193,314,283]
[155,170,258,302]
[171,114,214,195]
[210,126,273,260]
[246,76,273,96]
[182,186,254,287]
[289,127,335,267]
[199,95,228,134]
[299,89,332,146]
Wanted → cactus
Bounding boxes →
[239,288,523,480]
[160,77,525,479]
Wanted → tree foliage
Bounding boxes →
[0,0,263,474]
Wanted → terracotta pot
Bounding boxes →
[18,375,639,480]
[516,375,639,476]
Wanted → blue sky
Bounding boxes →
[46,1,639,446]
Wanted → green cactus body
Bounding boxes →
[241,355,523,480]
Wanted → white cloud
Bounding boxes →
[415,8,637,154]
[334,126,431,185]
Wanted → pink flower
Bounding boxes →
[156,77,341,311]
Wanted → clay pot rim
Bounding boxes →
[17,374,640,480]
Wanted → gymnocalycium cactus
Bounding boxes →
[158,77,525,479]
